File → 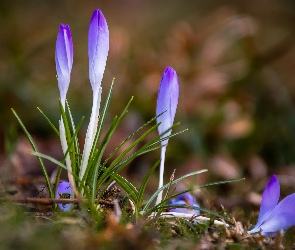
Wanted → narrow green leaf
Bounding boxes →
[37,107,59,136]
[198,178,245,189]
[91,97,133,201]
[11,109,53,198]
[103,111,162,166]
[66,100,82,170]
[137,160,160,203]
[59,100,76,180]
[142,169,208,211]
[31,151,81,181]
[107,122,160,171]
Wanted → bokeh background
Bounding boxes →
[2,0,295,208]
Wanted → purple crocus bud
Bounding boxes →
[55,24,73,106]
[79,9,109,182]
[168,193,200,215]
[248,174,295,236]
[155,67,179,205]
[88,9,109,91]
[56,181,72,212]
[156,67,179,141]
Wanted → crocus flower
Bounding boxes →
[80,9,109,181]
[155,67,179,205]
[55,23,76,198]
[56,181,73,212]
[55,24,73,107]
[248,174,295,236]
[88,9,109,91]
[169,193,200,215]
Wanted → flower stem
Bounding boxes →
[155,145,167,205]
[59,119,76,201]
[79,87,102,182]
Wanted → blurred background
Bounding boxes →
[2,0,295,208]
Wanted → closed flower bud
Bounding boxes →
[55,24,73,106]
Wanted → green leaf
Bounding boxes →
[11,109,53,199]
[142,169,208,212]
[198,178,245,189]
[137,160,160,204]
[37,107,59,136]
[90,96,133,201]
[103,111,161,166]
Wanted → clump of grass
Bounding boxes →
[6,6,295,250]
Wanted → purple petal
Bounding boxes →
[259,193,295,235]
[55,24,73,103]
[248,174,280,234]
[156,67,179,142]
[88,9,109,91]
[168,193,200,215]
[56,181,72,212]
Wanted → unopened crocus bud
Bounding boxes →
[56,24,76,196]
[155,67,179,205]
[88,9,109,91]
[79,9,109,182]
[169,193,200,215]
[156,67,179,142]
[55,24,73,106]
[56,181,72,212]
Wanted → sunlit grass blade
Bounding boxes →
[65,100,84,171]
[11,108,53,199]
[112,174,138,202]
[137,160,160,204]
[96,140,162,193]
[59,100,76,183]
[90,115,124,201]
[95,134,161,194]
[31,151,88,192]
[95,171,139,205]
[57,115,85,188]
[145,189,193,214]
[198,178,245,189]
[90,97,133,201]
[147,126,187,150]
[37,107,59,136]
[103,112,161,166]
[107,122,160,171]
[32,151,68,170]
[142,169,208,212]
[82,81,116,191]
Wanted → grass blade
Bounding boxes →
[11,108,53,199]
[142,169,208,211]
[37,107,59,136]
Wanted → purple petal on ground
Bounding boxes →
[156,67,179,142]
[248,174,280,234]
[259,193,295,235]
[258,175,280,225]
[56,181,72,212]
[169,193,200,215]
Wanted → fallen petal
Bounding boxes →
[259,193,295,235]
[168,193,200,215]
[248,174,280,234]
